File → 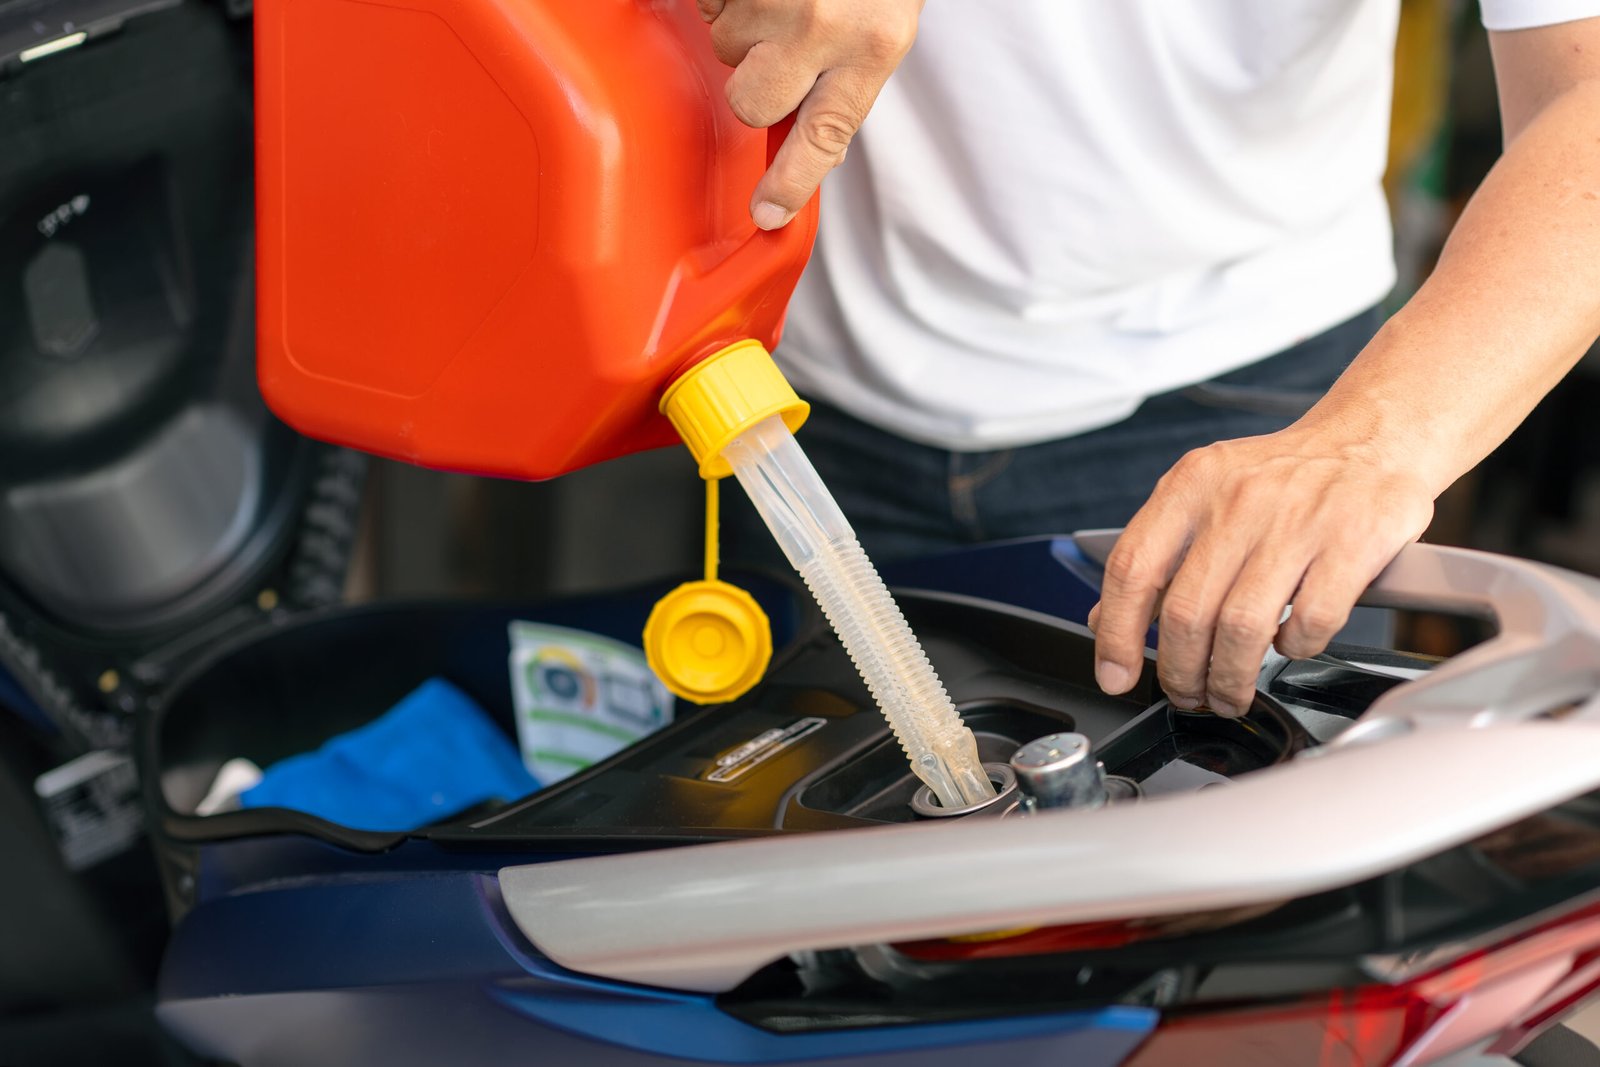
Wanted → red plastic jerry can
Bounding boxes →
[253,0,819,480]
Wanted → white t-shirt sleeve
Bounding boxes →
[1481,0,1600,30]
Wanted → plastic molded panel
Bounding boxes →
[255,0,818,479]
[277,0,538,399]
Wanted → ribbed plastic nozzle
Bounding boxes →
[663,343,993,809]
[721,416,993,809]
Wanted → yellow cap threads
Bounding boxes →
[661,340,809,479]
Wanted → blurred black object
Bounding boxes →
[1518,1023,1600,1067]
[1471,356,1600,575]
[0,0,361,1059]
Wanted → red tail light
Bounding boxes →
[931,899,1600,1066]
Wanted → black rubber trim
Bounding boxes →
[1518,1024,1600,1067]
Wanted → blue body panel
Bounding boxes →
[883,536,1105,625]
[159,851,1155,1065]
[162,987,1152,1067]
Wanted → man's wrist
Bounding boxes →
[1290,322,1462,499]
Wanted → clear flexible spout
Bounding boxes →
[722,415,994,809]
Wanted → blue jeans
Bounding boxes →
[724,307,1384,568]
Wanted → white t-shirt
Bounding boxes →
[776,0,1600,450]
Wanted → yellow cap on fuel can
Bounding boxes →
[661,340,809,479]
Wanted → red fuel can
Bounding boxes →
[254,0,819,479]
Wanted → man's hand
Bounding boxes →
[1088,426,1434,716]
[1091,15,1600,716]
[698,0,921,230]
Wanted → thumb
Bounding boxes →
[750,69,871,228]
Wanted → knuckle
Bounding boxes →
[1162,448,1215,491]
[710,27,743,66]
[1275,622,1327,659]
[1232,476,1274,511]
[798,109,860,160]
[798,2,836,41]
[858,16,916,63]
[1159,595,1207,640]
[1274,631,1325,660]
[1154,466,1189,496]
[1182,445,1221,474]
[1291,602,1346,639]
[1104,545,1155,589]
[1216,603,1272,643]
[725,83,769,128]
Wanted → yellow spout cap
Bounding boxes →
[662,340,809,479]
[644,580,772,704]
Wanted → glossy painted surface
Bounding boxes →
[157,863,1155,1065]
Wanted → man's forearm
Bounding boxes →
[1299,73,1600,496]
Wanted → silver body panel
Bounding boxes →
[500,540,1600,993]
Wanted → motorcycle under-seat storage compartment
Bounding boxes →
[150,536,1600,1067]
[439,590,1316,846]
[147,576,805,852]
[150,577,1328,864]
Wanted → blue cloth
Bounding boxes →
[240,678,539,831]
